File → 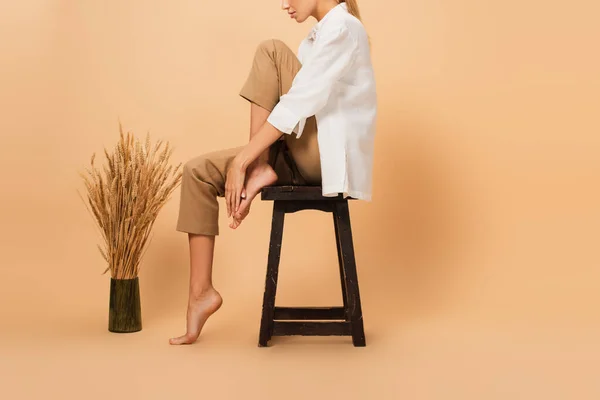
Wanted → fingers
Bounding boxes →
[234,186,241,215]
[229,187,234,217]
[225,186,229,217]
[225,183,231,218]
[226,163,246,218]
[229,215,239,229]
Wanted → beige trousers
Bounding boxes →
[176,39,321,236]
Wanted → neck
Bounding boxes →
[314,0,340,22]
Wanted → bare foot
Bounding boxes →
[229,162,278,229]
[229,199,251,229]
[169,287,223,345]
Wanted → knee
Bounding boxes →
[182,158,194,177]
[183,155,208,181]
[255,38,287,57]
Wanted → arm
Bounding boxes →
[226,24,359,216]
[225,121,281,218]
[236,121,281,171]
[266,24,359,138]
[238,24,359,169]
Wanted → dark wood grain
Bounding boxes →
[282,200,334,214]
[258,186,366,347]
[273,322,352,336]
[258,201,285,347]
[108,277,142,333]
[334,201,366,347]
[261,185,358,201]
[333,211,349,320]
[274,307,346,320]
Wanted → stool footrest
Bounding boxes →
[274,307,346,320]
[272,321,352,336]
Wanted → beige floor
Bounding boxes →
[2,204,599,399]
[2,291,598,399]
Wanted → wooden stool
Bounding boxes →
[258,185,366,347]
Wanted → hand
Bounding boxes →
[225,156,247,218]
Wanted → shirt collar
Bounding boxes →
[307,2,348,42]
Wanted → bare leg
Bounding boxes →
[229,103,279,229]
[169,234,223,345]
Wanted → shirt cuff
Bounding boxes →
[293,117,307,138]
[267,102,306,138]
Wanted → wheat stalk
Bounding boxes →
[77,123,183,279]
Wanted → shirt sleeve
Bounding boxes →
[267,24,359,138]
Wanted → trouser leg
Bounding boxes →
[176,141,300,235]
[239,39,322,185]
[176,146,241,236]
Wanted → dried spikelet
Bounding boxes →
[78,125,182,279]
[145,132,151,155]
[136,142,144,168]
[104,148,113,173]
[97,244,108,262]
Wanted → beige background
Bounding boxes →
[1,0,599,398]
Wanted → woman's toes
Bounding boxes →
[169,335,192,345]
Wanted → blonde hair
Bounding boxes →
[341,0,362,20]
[339,0,371,48]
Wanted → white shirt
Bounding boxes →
[266,2,377,201]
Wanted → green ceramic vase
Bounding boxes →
[108,277,142,333]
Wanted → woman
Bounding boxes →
[169,0,376,345]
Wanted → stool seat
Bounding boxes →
[261,185,357,201]
[257,185,366,347]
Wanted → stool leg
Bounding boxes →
[333,211,348,319]
[334,201,366,347]
[258,201,285,347]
